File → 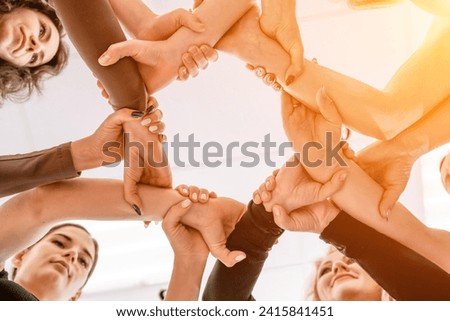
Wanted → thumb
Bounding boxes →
[162,199,192,232]
[124,175,144,216]
[98,40,159,66]
[285,42,304,85]
[272,205,292,230]
[379,187,402,220]
[317,169,348,200]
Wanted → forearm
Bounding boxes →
[411,0,450,17]
[108,0,157,38]
[0,143,79,198]
[0,178,183,262]
[143,0,254,93]
[321,212,450,300]
[305,159,450,273]
[165,256,207,301]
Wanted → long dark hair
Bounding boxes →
[0,0,68,105]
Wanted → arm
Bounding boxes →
[321,211,450,301]
[51,0,147,110]
[99,0,255,94]
[411,0,450,17]
[218,10,450,139]
[281,90,450,273]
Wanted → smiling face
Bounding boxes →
[0,7,60,68]
[12,226,97,301]
[315,249,382,300]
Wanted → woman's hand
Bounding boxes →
[177,45,218,81]
[175,184,217,203]
[260,0,303,84]
[356,139,423,218]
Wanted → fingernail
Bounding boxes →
[143,221,151,228]
[98,54,110,65]
[145,105,156,114]
[340,173,348,181]
[285,75,295,86]
[192,193,198,201]
[182,188,189,195]
[149,125,158,133]
[132,204,142,216]
[132,111,144,118]
[265,181,270,188]
[235,255,246,262]
[141,118,152,126]
[200,193,207,200]
[181,199,191,208]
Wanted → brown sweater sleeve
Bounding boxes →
[0,142,80,197]
[50,0,147,111]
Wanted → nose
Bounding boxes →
[64,248,77,263]
[27,35,41,52]
[332,260,349,274]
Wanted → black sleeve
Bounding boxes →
[0,142,80,198]
[320,211,450,300]
[202,201,284,301]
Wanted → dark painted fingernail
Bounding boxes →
[131,111,144,118]
[145,105,156,114]
[132,204,142,216]
[285,75,295,86]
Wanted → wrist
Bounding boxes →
[390,133,428,161]
[71,137,100,171]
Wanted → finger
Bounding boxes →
[272,168,280,177]
[188,186,201,202]
[317,169,348,200]
[253,190,262,204]
[245,64,255,71]
[143,221,151,229]
[146,96,159,109]
[162,199,192,232]
[158,133,167,143]
[263,73,276,86]
[172,8,205,33]
[199,188,210,203]
[200,44,218,62]
[181,52,199,77]
[148,121,166,134]
[273,205,300,231]
[175,184,190,197]
[258,182,271,202]
[141,109,163,127]
[209,191,218,198]
[342,142,356,160]
[281,90,296,120]
[205,231,246,268]
[177,66,189,81]
[98,40,158,66]
[285,42,305,85]
[316,87,343,126]
[379,187,403,221]
[188,46,209,70]
[123,175,143,215]
[193,0,203,9]
[265,175,276,192]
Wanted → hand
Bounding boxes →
[253,157,347,213]
[162,199,209,260]
[272,201,340,234]
[281,88,348,183]
[137,8,205,41]
[71,108,144,171]
[121,99,172,214]
[356,139,423,218]
[175,184,217,203]
[177,45,218,80]
[260,0,304,84]
[180,197,247,268]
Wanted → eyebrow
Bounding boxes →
[35,23,53,66]
[54,233,94,261]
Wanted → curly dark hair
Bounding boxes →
[0,0,68,105]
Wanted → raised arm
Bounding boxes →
[99,0,255,93]
[217,9,450,140]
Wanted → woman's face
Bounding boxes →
[0,7,60,68]
[13,226,96,301]
[440,153,450,194]
[316,250,381,300]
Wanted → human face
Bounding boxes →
[13,226,96,301]
[0,8,60,67]
[440,153,450,194]
[316,250,381,300]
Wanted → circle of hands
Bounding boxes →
[91,1,418,269]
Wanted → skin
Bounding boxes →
[316,249,382,301]
[12,226,96,301]
[440,153,450,194]
[0,8,59,67]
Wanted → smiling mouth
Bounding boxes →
[331,274,356,287]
